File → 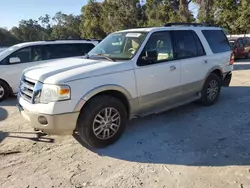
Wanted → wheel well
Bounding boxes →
[211,69,223,80]
[86,90,130,115]
[0,79,12,96]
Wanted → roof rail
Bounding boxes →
[44,39,101,42]
[164,22,218,27]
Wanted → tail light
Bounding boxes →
[229,52,235,65]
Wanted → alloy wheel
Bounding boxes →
[207,80,219,101]
[0,85,4,99]
[92,107,121,140]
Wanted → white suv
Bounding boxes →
[0,40,99,101]
[17,23,234,148]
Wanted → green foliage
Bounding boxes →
[80,0,106,39]
[196,0,215,23]
[51,12,81,39]
[101,0,142,32]
[236,0,250,34]
[1,11,82,46]
[0,28,19,46]
[194,0,250,34]
[213,0,240,34]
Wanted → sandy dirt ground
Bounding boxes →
[1,60,250,188]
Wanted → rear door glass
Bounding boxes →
[172,30,205,59]
[44,43,83,60]
[202,30,231,53]
[77,43,95,55]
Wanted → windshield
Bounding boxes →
[0,46,17,57]
[88,32,148,60]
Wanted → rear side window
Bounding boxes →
[202,30,231,53]
[172,30,205,59]
[44,43,94,60]
[77,43,95,55]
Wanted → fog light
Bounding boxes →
[38,116,48,125]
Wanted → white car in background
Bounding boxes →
[0,40,99,101]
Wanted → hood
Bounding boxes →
[23,57,133,84]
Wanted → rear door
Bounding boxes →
[171,30,208,97]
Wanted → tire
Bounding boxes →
[76,95,127,148]
[0,80,10,102]
[200,73,221,106]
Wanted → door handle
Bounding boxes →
[204,60,208,64]
[170,65,176,71]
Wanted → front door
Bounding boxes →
[0,45,46,93]
[134,31,181,113]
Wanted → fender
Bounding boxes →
[0,78,14,95]
[74,84,133,112]
[202,65,223,87]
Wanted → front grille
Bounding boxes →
[19,77,36,103]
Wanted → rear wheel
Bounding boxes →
[200,73,221,106]
[0,80,10,102]
[76,95,127,148]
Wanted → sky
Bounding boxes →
[0,0,198,30]
[0,0,89,29]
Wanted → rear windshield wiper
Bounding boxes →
[88,54,116,62]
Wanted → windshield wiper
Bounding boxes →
[88,54,116,62]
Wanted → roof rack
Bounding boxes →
[164,22,218,27]
[44,39,102,42]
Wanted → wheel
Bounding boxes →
[76,95,127,148]
[0,80,10,102]
[200,73,221,106]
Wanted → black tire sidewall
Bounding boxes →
[0,81,9,102]
[77,96,127,148]
[201,73,221,106]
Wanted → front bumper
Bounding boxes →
[17,103,79,135]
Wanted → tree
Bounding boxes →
[101,0,142,33]
[236,0,250,34]
[213,0,240,34]
[145,0,181,26]
[195,0,215,23]
[0,28,19,46]
[51,12,81,39]
[80,0,106,39]
[11,19,49,42]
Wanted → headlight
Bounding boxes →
[40,84,71,104]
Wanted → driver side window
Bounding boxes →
[9,47,33,63]
[1,46,44,65]
[137,31,174,66]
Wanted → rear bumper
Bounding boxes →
[222,72,232,87]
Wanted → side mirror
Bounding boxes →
[142,50,158,61]
[9,57,21,64]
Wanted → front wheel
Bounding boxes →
[200,73,221,106]
[76,95,127,148]
[0,81,10,102]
